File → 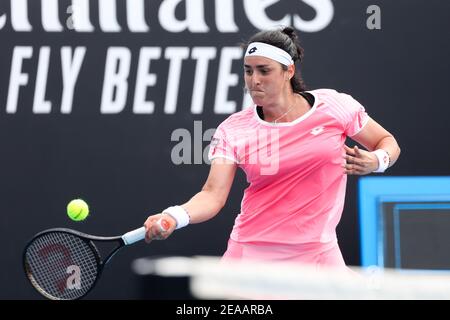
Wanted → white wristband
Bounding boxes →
[163,206,190,229]
[372,149,390,173]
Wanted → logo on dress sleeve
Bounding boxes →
[210,137,220,156]
[210,137,219,147]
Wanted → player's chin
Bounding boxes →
[249,91,265,104]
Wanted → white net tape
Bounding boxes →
[132,256,450,300]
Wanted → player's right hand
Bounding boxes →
[143,213,177,243]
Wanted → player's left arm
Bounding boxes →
[344,117,401,175]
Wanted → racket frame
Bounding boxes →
[23,228,127,300]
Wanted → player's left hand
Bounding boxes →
[343,145,378,175]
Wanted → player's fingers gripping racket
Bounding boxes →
[23,218,170,300]
[145,215,172,242]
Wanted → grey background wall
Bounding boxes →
[1,0,449,299]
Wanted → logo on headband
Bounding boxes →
[248,47,257,54]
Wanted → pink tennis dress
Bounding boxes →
[208,89,369,268]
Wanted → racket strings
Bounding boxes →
[24,232,99,300]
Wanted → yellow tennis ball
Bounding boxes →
[67,199,89,221]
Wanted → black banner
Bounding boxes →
[1,0,450,299]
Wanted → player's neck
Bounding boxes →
[263,93,309,123]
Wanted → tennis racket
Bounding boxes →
[23,226,149,300]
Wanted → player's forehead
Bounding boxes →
[244,56,279,68]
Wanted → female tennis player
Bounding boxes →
[143,27,400,268]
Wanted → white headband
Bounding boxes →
[245,42,294,66]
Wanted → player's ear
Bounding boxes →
[284,64,295,81]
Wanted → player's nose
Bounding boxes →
[250,74,261,87]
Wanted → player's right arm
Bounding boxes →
[144,158,237,242]
[181,158,237,223]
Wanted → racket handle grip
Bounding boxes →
[122,227,146,245]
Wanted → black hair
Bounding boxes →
[243,26,306,93]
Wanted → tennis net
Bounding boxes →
[132,256,450,299]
